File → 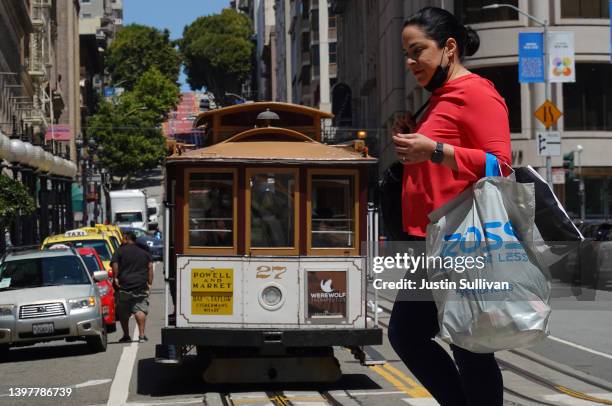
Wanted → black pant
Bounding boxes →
[388,298,503,406]
[387,235,502,405]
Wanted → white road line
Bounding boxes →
[124,399,204,406]
[548,335,612,361]
[543,393,612,405]
[107,326,139,406]
[76,379,112,388]
[402,399,440,405]
[333,390,405,397]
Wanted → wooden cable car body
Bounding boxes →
[157,102,382,383]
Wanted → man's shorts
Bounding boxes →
[116,289,149,321]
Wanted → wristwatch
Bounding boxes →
[430,142,444,164]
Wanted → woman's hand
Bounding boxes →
[393,133,437,164]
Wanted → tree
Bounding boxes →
[87,99,166,187]
[106,24,181,90]
[124,66,181,121]
[0,174,35,228]
[179,8,254,97]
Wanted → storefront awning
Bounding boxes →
[45,124,72,141]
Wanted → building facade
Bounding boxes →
[333,0,611,219]
[0,0,79,248]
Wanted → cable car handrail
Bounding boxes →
[220,126,316,144]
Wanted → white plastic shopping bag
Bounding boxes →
[425,156,551,353]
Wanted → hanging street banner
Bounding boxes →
[548,31,576,83]
[518,32,545,83]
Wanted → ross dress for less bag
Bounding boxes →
[425,156,551,353]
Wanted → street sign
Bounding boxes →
[534,100,563,129]
[537,131,561,156]
[552,168,565,184]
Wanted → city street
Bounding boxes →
[1,0,612,405]
[1,259,612,406]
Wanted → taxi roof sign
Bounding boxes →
[534,100,563,129]
[64,229,88,237]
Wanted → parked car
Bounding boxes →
[558,221,612,289]
[120,227,163,261]
[77,248,116,333]
[0,249,108,353]
[41,230,116,271]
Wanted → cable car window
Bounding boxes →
[188,172,234,247]
[311,175,355,248]
[250,172,296,248]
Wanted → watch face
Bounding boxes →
[431,143,444,163]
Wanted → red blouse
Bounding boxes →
[402,73,512,237]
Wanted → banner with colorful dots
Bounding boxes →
[548,31,575,83]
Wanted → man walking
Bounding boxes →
[112,231,153,343]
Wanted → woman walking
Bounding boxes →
[389,7,511,406]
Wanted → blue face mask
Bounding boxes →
[424,48,450,92]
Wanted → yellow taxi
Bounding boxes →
[41,230,116,271]
[98,224,124,241]
[79,227,122,252]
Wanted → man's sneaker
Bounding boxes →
[118,335,132,343]
[138,335,148,343]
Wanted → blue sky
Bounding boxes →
[123,0,229,91]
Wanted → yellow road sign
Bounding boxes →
[535,100,563,129]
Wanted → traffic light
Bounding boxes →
[563,152,574,170]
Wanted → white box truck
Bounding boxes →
[110,189,148,230]
[146,197,160,231]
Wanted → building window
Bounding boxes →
[455,0,518,24]
[564,64,612,131]
[82,13,92,18]
[311,45,320,68]
[81,0,90,3]
[561,0,609,18]
[329,42,337,64]
[471,66,522,133]
[301,0,309,19]
[329,13,337,29]
[301,65,311,85]
[311,9,319,32]
[301,32,309,53]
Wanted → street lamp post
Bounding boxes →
[576,144,585,220]
[483,3,552,186]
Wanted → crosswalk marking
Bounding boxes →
[402,399,440,406]
[370,365,430,398]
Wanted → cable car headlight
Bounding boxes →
[260,285,283,309]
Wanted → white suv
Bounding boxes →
[0,249,108,354]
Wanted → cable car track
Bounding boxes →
[368,304,612,405]
[219,390,345,406]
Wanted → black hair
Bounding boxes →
[403,7,480,58]
[124,231,137,242]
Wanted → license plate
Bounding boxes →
[32,322,54,335]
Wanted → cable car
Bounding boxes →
[156,102,382,383]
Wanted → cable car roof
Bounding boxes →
[166,127,377,165]
[193,102,335,144]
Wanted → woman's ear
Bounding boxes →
[446,38,459,60]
